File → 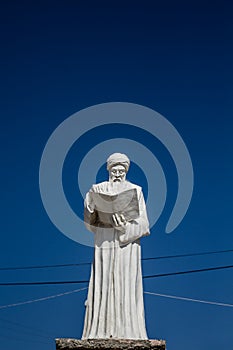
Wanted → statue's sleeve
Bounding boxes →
[84,188,99,234]
[118,188,150,244]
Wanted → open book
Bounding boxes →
[90,188,139,225]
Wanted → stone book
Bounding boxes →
[90,188,139,225]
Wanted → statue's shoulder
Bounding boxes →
[126,181,142,193]
[90,181,109,193]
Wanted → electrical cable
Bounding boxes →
[0,287,88,309]
[0,317,54,339]
[0,248,232,271]
[0,286,232,311]
[0,264,232,286]
[144,291,233,308]
[143,248,233,261]
[143,264,233,279]
[0,333,51,345]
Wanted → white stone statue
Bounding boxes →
[82,153,150,340]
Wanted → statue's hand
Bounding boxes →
[87,202,95,213]
[112,213,127,233]
[86,195,95,213]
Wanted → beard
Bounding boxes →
[113,178,122,182]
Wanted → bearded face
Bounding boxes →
[109,164,126,182]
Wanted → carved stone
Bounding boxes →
[82,153,150,339]
[55,338,166,350]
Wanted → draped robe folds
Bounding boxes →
[82,180,150,340]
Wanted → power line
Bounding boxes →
[0,248,232,271]
[144,291,233,308]
[0,262,90,271]
[0,264,233,286]
[0,280,89,286]
[0,287,88,310]
[0,333,51,345]
[143,264,233,279]
[0,322,51,341]
[0,286,232,311]
[143,248,233,261]
[0,317,53,339]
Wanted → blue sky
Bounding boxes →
[0,1,233,349]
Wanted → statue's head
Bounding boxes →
[107,153,130,183]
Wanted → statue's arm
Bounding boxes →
[136,189,150,234]
[84,190,99,233]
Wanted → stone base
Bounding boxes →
[55,339,166,350]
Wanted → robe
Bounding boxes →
[82,180,150,340]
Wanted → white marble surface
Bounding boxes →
[82,154,150,340]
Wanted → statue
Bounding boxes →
[82,153,150,340]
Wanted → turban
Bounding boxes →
[107,153,130,172]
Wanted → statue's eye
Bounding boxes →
[111,169,125,175]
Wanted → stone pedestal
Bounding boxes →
[55,339,166,350]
